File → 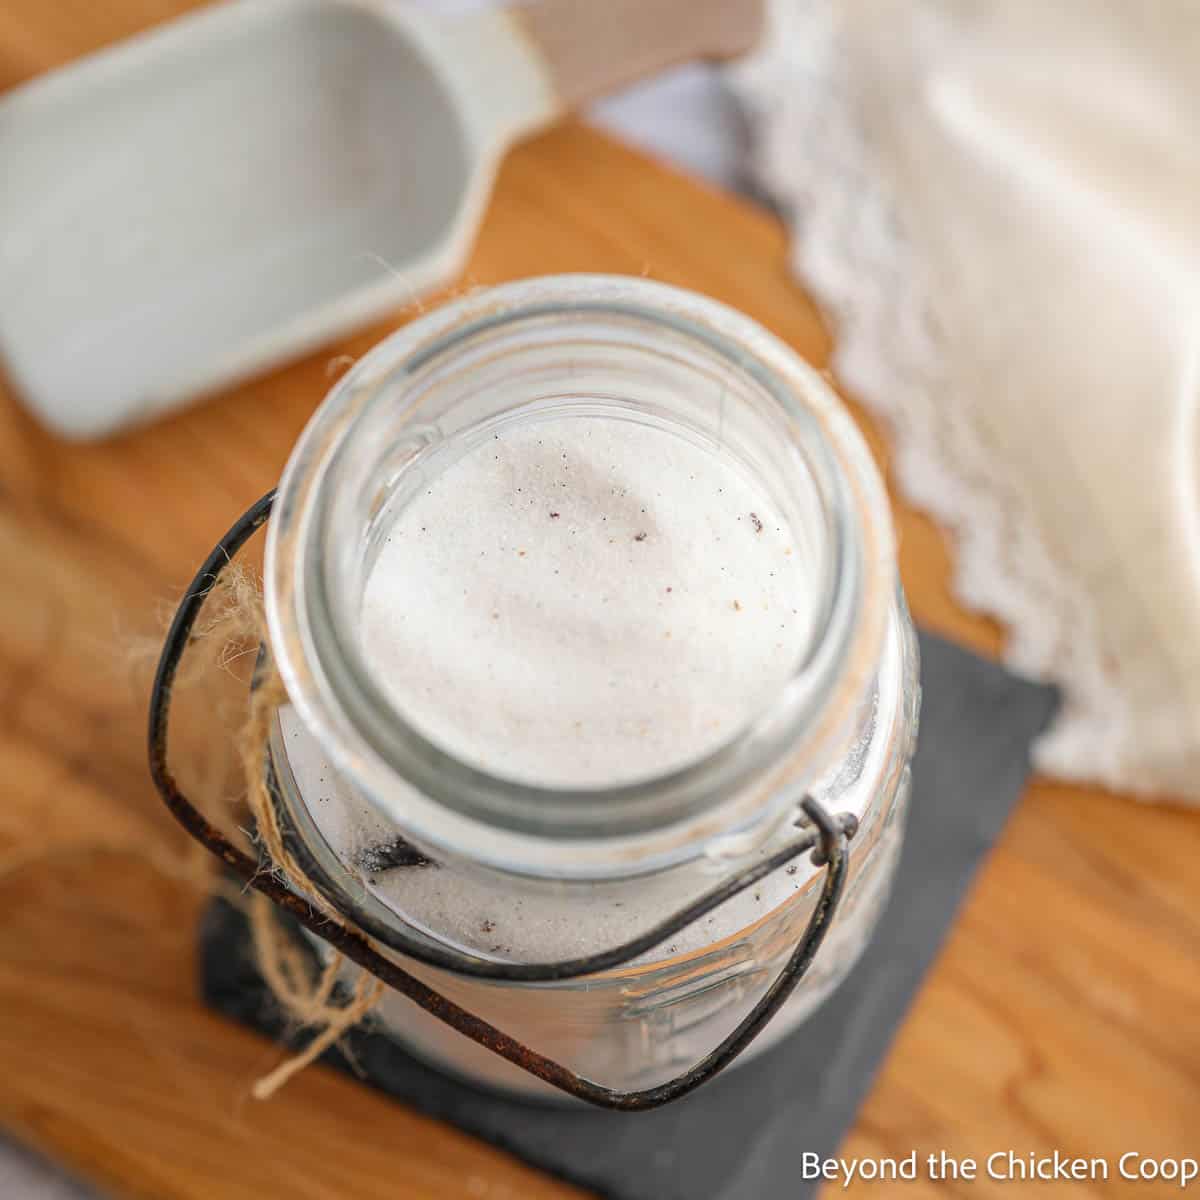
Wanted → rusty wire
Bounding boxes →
[148,491,856,1110]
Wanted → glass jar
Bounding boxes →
[262,274,919,1101]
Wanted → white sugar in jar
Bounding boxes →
[264,276,918,1100]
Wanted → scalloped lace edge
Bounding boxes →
[728,0,1178,799]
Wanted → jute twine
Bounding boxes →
[23,568,385,1101]
[213,570,386,1100]
[182,287,494,1094]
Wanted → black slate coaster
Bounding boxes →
[201,631,1056,1200]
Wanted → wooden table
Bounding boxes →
[1,5,1198,1197]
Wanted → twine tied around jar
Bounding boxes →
[239,665,388,1099]
[149,491,860,1110]
[147,535,389,1101]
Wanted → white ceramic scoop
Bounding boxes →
[0,0,761,438]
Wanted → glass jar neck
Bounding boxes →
[265,276,896,880]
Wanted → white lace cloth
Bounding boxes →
[731,0,1200,802]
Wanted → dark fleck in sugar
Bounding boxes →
[355,837,433,874]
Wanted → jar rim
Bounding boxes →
[265,275,895,879]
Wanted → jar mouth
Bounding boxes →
[265,275,895,877]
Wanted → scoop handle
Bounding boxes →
[513,0,765,108]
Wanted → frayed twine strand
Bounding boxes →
[220,570,386,1099]
[88,567,387,1100]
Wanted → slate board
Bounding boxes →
[202,630,1057,1200]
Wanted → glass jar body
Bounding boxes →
[280,599,915,1098]
[264,276,919,1101]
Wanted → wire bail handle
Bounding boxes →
[148,491,858,1111]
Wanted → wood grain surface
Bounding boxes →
[1,5,1198,1198]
